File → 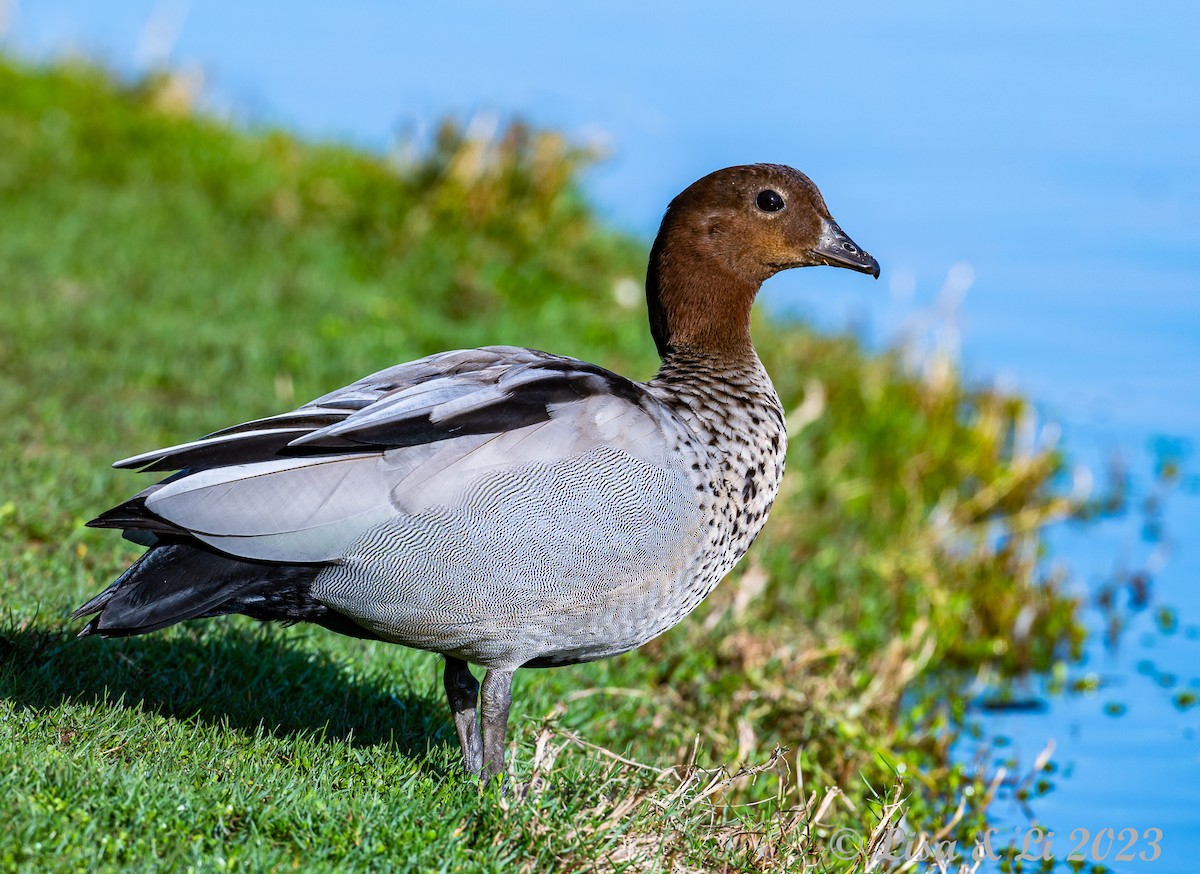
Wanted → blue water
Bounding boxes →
[9,1,1199,868]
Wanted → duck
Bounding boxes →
[74,163,879,781]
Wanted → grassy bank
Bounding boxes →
[0,57,1081,871]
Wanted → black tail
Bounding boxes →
[73,542,379,641]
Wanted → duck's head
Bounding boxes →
[647,164,879,358]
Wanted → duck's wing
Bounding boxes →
[90,346,685,565]
[112,346,559,473]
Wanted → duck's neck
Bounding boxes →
[645,229,760,363]
[648,344,780,430]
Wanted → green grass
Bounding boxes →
[0,56,1083,871]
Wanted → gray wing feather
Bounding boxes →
[146,397,672,564]
[110,347,683,568]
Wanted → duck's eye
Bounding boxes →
[755,190,785,212]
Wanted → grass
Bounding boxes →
[0,56,1085,871]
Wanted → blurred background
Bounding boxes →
[6,0,1198,864]
[9,0,1197,437]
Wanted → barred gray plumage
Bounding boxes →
[316,444,704,667]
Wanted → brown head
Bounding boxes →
[646,164,879,358]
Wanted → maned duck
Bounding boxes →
[75,164,879,780]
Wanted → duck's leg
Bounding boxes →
[480,668,514,783]
[443,657,483,774]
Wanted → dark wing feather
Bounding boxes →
[111,346,558,472]
[87,493,186,535]
[290,364,629,449]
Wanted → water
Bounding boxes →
[972,429,1200,867]
[7,1,1199,868]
